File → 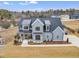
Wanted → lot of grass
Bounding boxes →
[62,20,79,30]
[0,46,79,58]
[0,27,17,44]
[62,20,79,37]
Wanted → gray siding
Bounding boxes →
[53,26,64,41]
[44,32,52,41]
[32,19,44,33]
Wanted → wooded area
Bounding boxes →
[0,8,79,29]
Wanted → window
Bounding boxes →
[46,25,50,31]
[47,35,49,38]
[25,34,28,39]
[24,26,28,29]
[20,25,22,28]
[57,35,59,39]
[35,27,40,31]
[47,26,49,30]
[76,16,78,19]
[35,35,40,40]
[25,34,27,37]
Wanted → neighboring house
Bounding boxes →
[60,15,69,20]
[69,14,79,19]
[18,16,64,43]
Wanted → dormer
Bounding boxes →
[22,19,31,31]
[32,18,44,26]
[45,20,51,31]
[32,18,44,33]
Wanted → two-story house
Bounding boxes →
[18,16,64,43]
[69,14,79,19]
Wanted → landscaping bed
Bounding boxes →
[28,41,71,45]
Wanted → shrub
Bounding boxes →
[1,21,10,29]
[51,40,53,42]
[14,40,18,45]
[43,40,46,42]
[14,33,20,39]
[76,28,79,33]
[67,38,69,43]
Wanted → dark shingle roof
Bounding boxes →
[50,17,64,32]
[19,17,64,32]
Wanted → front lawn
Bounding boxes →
[0,46,79,58]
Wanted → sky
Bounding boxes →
[0,1,79,11]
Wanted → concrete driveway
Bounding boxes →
[65,35,79,47]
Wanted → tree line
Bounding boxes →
[0,8,79,29]
[20,8,79,18]
[0,8,79,19]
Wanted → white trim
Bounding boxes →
[32,18,44,26]
[53,26,64,33]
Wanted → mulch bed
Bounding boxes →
[44,41,71,44]
[29,41,71,45]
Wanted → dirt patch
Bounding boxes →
[0,27,17,44]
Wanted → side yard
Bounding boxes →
[62,20,79,37]
[0,27,17,44]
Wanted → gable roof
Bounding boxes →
[32,18,44,26]
[53,26,64,33]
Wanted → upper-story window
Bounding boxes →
[20,25,22,28]
[35,27,40,31]
[46,25,50,31]
[57,35,59,39]
[24,26,28,29]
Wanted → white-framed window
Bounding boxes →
[25,34,28,39]
[35,27,40,31]
[57,35,59,39]
[24,26,29,30]
[46,25,50,31]
[35,35,40,40]
[20,25,22,28]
